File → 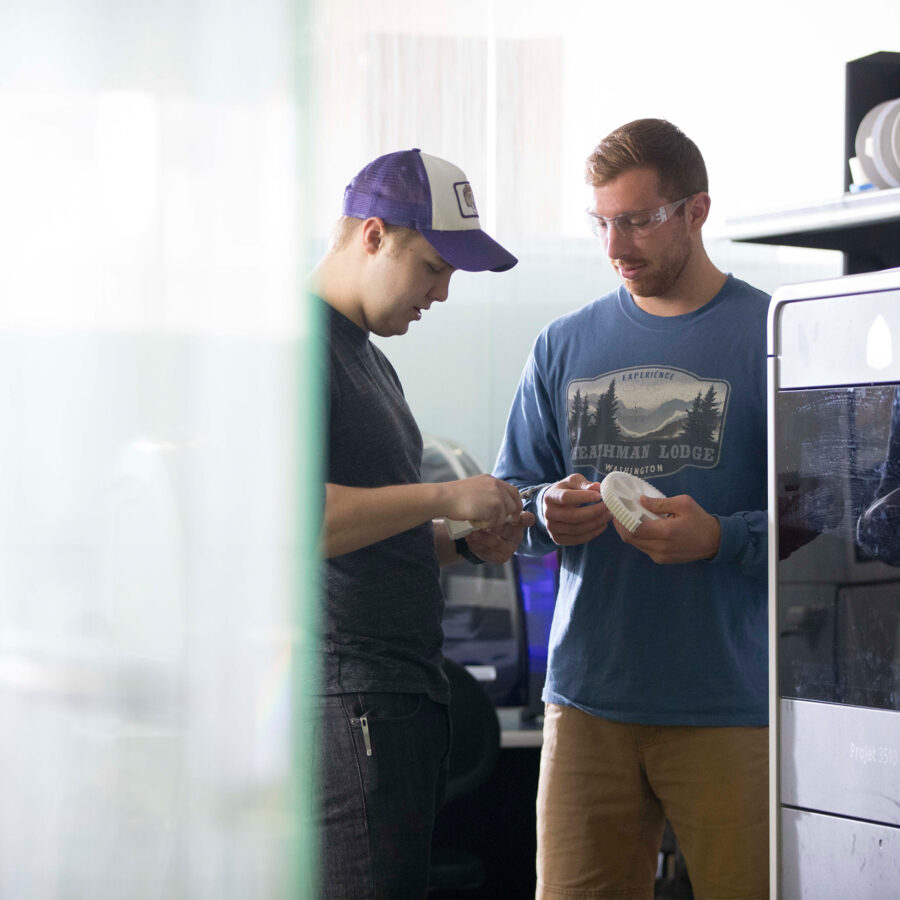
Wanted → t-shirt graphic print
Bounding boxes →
[566,365,731,479]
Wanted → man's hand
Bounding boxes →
[465,511,537,564]
[613,494,721,564]
[542,473,613,546]
[440,474,523,530]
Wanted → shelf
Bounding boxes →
[722,187,900,272]
[722,53,900,276]
[723,186,900,242]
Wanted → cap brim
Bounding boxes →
[419,228,518,273]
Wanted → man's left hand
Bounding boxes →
[613,494,721,564]
[465,511,536,565]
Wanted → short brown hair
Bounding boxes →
[585,118,708,201]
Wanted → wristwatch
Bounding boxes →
[454,537,485,565]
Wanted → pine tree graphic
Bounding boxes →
[680,386,720,445]
[569,388,590,442]
[592,378,622,442]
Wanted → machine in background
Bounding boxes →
[769,267,900,897]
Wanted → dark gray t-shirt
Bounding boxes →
[320,298,448,704]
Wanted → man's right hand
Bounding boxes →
[440,474,523,530]
[542,473,612,546]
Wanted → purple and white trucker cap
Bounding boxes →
[342,148,517,272]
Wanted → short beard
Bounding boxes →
[618,225,693,300]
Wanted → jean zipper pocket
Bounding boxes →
[350,716,373,756]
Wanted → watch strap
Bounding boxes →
[454,537,485,565]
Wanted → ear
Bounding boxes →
[360,217,387,256]
[686,192,711,233]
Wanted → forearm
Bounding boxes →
[713,510,768,579]
[321,481,448,558]
[322,475,523,558]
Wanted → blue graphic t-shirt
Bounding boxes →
[494,275,770,726]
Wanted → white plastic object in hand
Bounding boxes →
[444,517,477,539]
[444,485,539,540]
[599,471,666,533]
[445,510,529,539]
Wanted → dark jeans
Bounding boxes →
[313,692,451,899]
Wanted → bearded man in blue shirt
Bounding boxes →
[494,118,770,900]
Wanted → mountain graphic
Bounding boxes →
[648,416,691,440]
[616,398,693,436]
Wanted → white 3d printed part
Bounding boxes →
[444,517,477,539]
[599,471,666,533]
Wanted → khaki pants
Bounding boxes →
[536,703,769,900]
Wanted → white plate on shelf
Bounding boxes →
[871,98,900,188]
[890,103,900,186]
[855,99,894,189]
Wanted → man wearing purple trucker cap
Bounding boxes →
[494,119,769,899]
[308,149,529,899]
[342,147,517,274]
